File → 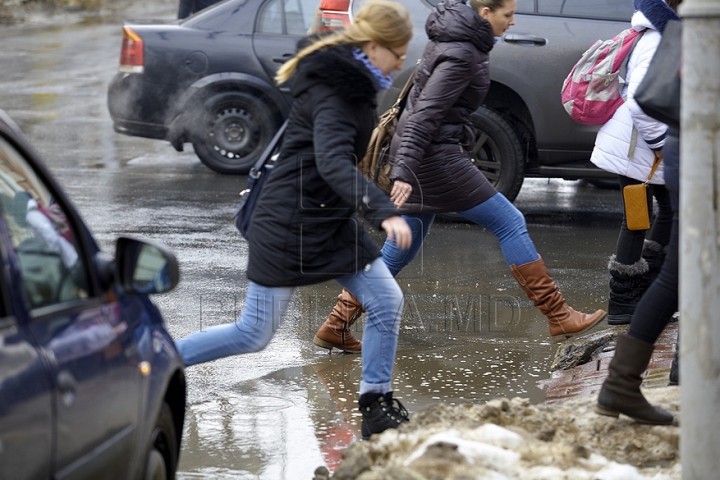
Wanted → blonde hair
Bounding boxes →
[275,0,413,85]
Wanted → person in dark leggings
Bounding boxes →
[590,0,682,326]
[596,126,680,425]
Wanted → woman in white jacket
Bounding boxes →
[590,0,680,325]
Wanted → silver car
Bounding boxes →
[312,0,635,200]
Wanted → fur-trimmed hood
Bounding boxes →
[425,0,494,54]
[632,0,680,33]
[290,44,379,106]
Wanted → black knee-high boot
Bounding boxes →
[596,334,673,425]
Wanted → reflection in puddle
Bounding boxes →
[32,91,57,107]
[178,325,554,478]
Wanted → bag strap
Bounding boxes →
[645,155,662,183]
[250,119,289,174]
[390,61,420,109]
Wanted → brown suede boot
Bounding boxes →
[510,256,607,343]
[595,334,674,424]
[313,288,364,353]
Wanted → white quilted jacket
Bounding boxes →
[590,11,667,184]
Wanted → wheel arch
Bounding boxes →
[483,81,536,163]
[168,73,290,149]
[164,369,186,458]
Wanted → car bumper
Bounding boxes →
[112,119,167,140]
[107,72,177,140]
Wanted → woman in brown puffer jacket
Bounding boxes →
[313,0,608,353]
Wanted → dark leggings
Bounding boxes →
[627,205,678,344]
[616,176,673,264]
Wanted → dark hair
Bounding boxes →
[469,0,508,12]
[666,0,682,12]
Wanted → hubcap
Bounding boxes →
[208,107,259,160]
[469,131,501,184]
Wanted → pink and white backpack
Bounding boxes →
[561,28,644,125]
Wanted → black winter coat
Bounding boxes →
[246,45,399,287]
[390,0,497,214]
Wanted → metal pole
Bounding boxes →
[679,0,720,478]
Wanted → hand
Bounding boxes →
[380,215,412,250]
[654,150,663,162]
[390,180,412,208]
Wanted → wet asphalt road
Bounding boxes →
[1,4,625,478]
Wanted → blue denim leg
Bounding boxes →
[336,258,404,394]
[381,213,435,276]
[175,282,295,366]
[458,193,539,266]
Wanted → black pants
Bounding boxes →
[628,131,680,344]
[616,175,673,264]
[627,206,678,344]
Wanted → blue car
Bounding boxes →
[0,109,186,480]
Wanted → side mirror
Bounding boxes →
[115,237,180,294]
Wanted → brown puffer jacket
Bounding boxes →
[389,0,497,214]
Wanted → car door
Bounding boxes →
[0,132,141,480]
[253,0,320,84]
[0,220,53,480]
[490,0,635,162]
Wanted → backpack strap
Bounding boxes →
[628,125,638,159]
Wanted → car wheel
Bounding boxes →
[468,107,525,202]
[144,401,177,480]
[438,107,525,222]
[191,91,277,174]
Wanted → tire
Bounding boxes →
[468,107,525,202]
[191,91,278,174]
[144,402,178,480]
[438,107,525,222]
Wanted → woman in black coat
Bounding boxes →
[314,0,607,353]
[175,0,414,439]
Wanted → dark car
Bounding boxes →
[0,110,185,480]
[108,0,631,199]
[107,0,309,175]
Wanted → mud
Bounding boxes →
[319,389,680,480]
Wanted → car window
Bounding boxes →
[423,0,534,13]
[257,0,283,33]
[0,136,90,311]
[537,0,634,21]
[257,0,317,35]
[516,0,534,13]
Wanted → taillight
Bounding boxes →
[119,26,144,74]
[312,0,351,32]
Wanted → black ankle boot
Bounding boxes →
[358,392,409,440]
[607,256,648,325]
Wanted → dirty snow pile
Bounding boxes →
[315,388,680,480]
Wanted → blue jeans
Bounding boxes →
[175,257,403,395]
[381,193,539,274]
